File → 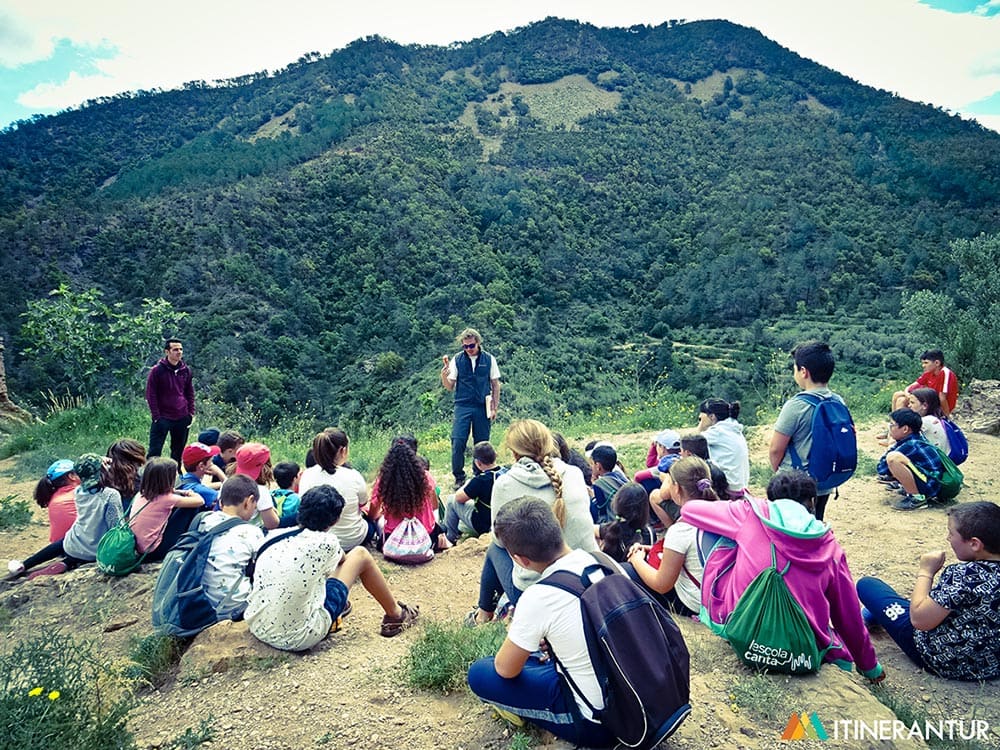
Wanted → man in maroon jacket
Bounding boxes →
[146,338,195,464]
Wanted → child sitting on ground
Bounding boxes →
[891,348,959,416]
[34,459,80,545]
[271,461,302,528]
[682,469,885,681]
[368,438,450,552]
[445,441,502,545]
[467,497,617,748]
[234,442,280,530]
[596,481,653,562]
[878,408,946,511]
[130,457,207,562]
[857,501,1000,681]
[197,474,265,621]
[634,429,682,498]
[245,485,419,651]
[627,457,720,617]
[7,454,123,580]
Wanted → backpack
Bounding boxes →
[271,489,300,523]
[720,544,825,675]
[382,517,434,565]
[940,418,969,465]
[788,392,857,491]
[539,552,691,749]
[96,500,156,576]
[151,513,249,637]
[931,446,964,501]
[592,471,628,524]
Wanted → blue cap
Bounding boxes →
[46,459,75,481]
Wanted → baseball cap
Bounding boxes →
[182,442,221,467]
[46,459,75,481]
[654,429,682,451]
[235,442,271,481]
[74,454,105,491]
[197,428,221,446]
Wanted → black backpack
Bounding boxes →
[151,513,249,637]
[539,552,692,750]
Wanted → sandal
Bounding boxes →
[380,602,419,637]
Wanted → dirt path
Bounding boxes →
[1,425,999,750]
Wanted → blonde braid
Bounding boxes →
[539,455,566,527]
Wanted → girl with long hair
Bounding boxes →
[128,456,205,562]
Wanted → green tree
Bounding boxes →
[20,284,186,399]
[901,233,1000,379]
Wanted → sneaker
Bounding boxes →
[893,494,928,511]
[4,560,25,581]
[881,480,901,491]
[876,474,895,485]
[26,561,68,580]
[492,707,525,727]
[453,478,466,490]
[380,602,419,637]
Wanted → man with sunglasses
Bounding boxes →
[441,328,501,489]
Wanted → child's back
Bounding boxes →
[64,485,123,560]
[198,510,264,620]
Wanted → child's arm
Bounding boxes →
[172,491,208,509]
[628,546,683,594]
[768,430,791,471]
[910,550,951,631]
[494,637,532,679]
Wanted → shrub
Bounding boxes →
[0,494,33,531]
[125,633,187,688]
[406,620,506,692]
[0,633,137,750]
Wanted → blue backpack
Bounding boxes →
[788,392,857,492]
[151,513,249,637]
[940,418,969,465]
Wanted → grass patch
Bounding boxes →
[406,620,507,692]
[869,684,996,750]
[164,717,216,750]
[0,633,137,749]
[729,672,788,722]
[0,494,33,531]
[126,633,187,688]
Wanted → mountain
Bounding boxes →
[2,18,998,428]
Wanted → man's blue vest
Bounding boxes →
[454,350,493,406]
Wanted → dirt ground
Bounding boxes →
[1,423,998,750]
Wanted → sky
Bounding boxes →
[1,0,999,133]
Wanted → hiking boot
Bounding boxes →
[893,494,928,511]
[380,602,419,637]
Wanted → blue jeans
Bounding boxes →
[451,403,491,481]
[856,576,926,667]
[467,655,614,747]
[445,497,479,543]
[478,541,518,612]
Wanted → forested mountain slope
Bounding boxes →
[2,18,998,427]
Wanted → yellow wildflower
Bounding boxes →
[48,690,61,700]
[28,687,43,697]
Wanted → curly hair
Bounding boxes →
[105,439,146,501]
[599,482,649,562]
[375,441,432,519]
[505,419,566,526]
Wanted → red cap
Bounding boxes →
[235,442,270,481]
[181,442,221,467]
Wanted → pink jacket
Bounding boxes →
[682,496,881,676]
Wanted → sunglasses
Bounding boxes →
[462,342,478,350]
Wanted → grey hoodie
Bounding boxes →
[491,457,598,590]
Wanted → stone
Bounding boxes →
[178,619,286,679]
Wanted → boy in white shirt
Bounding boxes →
[197,475,265,621]
[245,484,418,651]
[467,497,615,747]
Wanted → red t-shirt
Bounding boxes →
[909,367,959,412]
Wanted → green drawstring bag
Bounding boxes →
[932,447,964,501]
[721,544,825,675]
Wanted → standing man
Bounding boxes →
[146,338,195,465]
[441,327,501,489]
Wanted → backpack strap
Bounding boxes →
[256,526,305,558]
[786,392,825,469]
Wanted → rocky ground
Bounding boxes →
[2,422,999,750]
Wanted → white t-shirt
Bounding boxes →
[297,465,369,549]
[921,415,951,454]
[507,549,618,720]
[661,520,703,614]
[244,527,344,651]
[198,511,265,620]
[446,352,501,382]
